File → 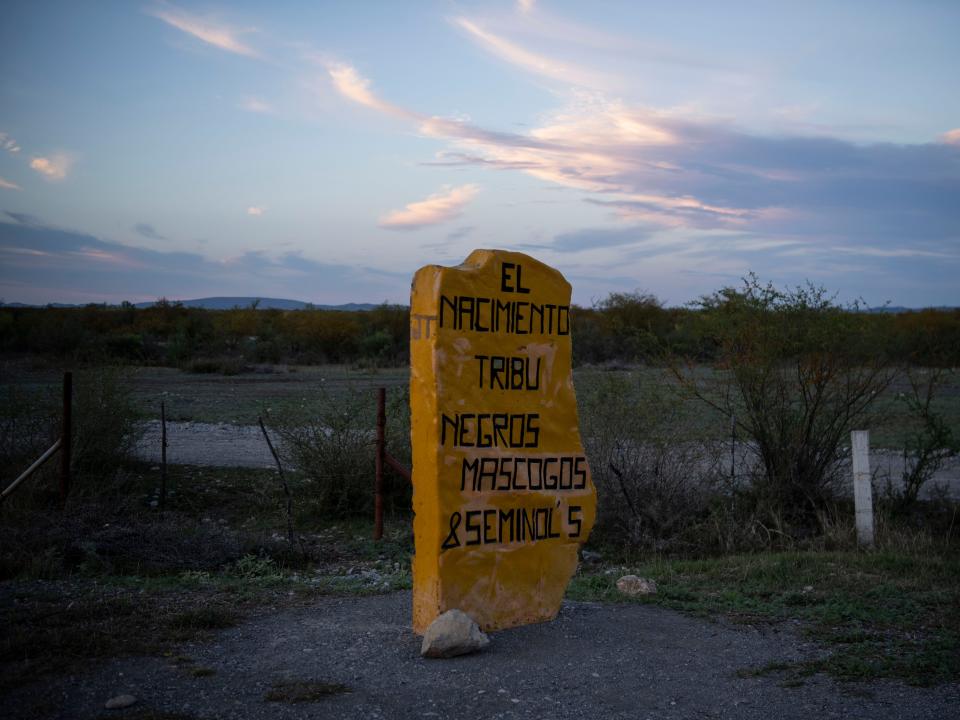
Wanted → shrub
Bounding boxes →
[70,368,143,481]
[579,372,721,551]
[887,367,957,511]
[671,276,896,533]
[272,383,410,518]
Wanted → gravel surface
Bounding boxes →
[136,421,284,469]
[135,421,960,498]
[6,592,958,720]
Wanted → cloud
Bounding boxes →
[0,132,21,154]
[29,154,72,181]
[146,2,259,58]
[246,206,265,216]
[517,0,536,14]
[0,218,407,305]
[325,61,559,155]
[380,185,479,230]
[323,50,960,253]
[0,177,20,191]
[134,222,166,241]
[326,62,415,119]
[5,211,43,226]
[941,128,960,146]
[239,96,273,114]
[453,18,607,89]
[420,151,543,169]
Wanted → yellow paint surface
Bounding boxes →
[410,250,597,634]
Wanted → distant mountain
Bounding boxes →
[132,297,379,311]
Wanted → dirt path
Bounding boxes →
[135,421,285,469]
[6,592,957,720]
[135,421,960,498]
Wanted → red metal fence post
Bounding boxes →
[60,371,72,508]
[374,387,386,540]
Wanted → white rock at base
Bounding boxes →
[104,694,137,709]
[420,609,490,659]
[616,575,658,596]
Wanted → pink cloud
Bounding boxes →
[30,154,72,181]
[146,3,259,58]
[940,128,960,146]
[453,18,608,89]
[380,185,480,230]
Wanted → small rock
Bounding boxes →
[104,695,137,710]
[420,609,490,659]
[616,575,658,596]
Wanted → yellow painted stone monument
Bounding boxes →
[410,249,597,634]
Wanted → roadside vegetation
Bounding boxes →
[569,550,960,687]
[1,276,958,691]
[1,286,958,370]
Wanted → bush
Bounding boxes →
[579,372,721,551]
[671,276,896,533]
[886,367,958,511]
[71,368,143,481]
[272,382,410,518]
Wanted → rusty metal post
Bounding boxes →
[374,387,386,540]
[60,371,72,508]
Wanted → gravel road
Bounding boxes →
[136,421,284,470]
[6,592,958,720]
[135,421,960,498]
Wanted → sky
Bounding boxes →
[1,0,958,308]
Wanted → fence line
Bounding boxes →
[1,371,72,506]
[374,387,411,540]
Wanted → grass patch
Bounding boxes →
[569,550,960,685]
[124,364,408,425]
[264,680,351,703]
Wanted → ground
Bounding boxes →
[5,592,959,720]
[2,362,958,718]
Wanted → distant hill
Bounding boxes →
[132,297,379,311]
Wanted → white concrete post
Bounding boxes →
[851,430,874,548]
